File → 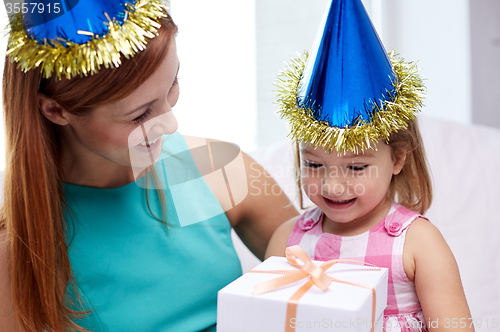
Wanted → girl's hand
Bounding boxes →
[405,218,475,331]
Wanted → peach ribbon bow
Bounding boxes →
[249,245,379,332]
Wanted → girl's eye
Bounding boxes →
[348,165,368,171]
[303,160,323,168]
[132,108,152,124]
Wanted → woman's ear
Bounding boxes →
[392,149,406,175]
[38,93,69,126]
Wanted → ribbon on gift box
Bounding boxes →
[249,245,380,332]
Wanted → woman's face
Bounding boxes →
[61,37,180,175]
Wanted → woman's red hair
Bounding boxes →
[0,15,177,332]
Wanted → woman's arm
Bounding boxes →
[182,135,299,260]
[225,152,299,260]
[0,230,24,332]
[404,218,475,332]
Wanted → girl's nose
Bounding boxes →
[321,176,347,196]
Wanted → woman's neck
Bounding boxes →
[60,145,136,189]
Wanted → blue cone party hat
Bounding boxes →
[276,0,425,153]
[6,0,168,80]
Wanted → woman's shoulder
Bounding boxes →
[180,134,234,152]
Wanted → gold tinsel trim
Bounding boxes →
[275,51,426,154]
[6,0,168,80]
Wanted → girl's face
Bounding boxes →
[59,37,180,180]
[299,140,404,231]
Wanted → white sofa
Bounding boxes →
[233,114,500,331]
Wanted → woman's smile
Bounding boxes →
[134,136,163,152]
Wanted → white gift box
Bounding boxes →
[217,256,388,332]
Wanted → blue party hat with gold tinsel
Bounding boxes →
[276,0,425,153]
[6,0,168,80]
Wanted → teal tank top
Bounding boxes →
[63,132,242,332]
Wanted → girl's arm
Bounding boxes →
[404,218,475,332]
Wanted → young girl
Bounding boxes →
[266,123,474,331]
[266,0,474,330]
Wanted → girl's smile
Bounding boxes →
[322,196,357,210]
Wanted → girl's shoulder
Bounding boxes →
[295,207,323,231]
[384,203,428,237]
[265,207,322,259]
[265,215,301,258]
[405,216,442,246]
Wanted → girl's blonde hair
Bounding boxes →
[294,119,433,215]
[0,16,177,332]
[385,120,432,215]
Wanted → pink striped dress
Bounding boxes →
[287,202,429,332]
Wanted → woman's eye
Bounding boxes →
[303,160,323,168]
[348,165,368,171]
[132,108,152,124]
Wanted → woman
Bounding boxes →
[0,1,297,331]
